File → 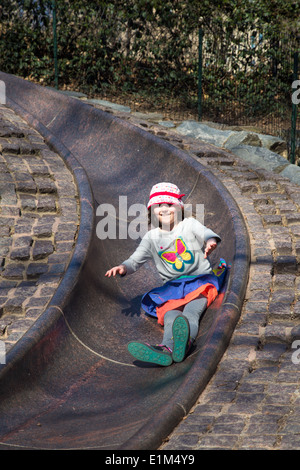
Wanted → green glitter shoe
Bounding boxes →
[127,342,173,366]
[172,315,190,363]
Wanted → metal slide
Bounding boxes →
[0,73,249,450]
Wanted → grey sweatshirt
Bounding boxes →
[122,217,221,283]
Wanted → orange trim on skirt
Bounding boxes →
[156,283,218,326]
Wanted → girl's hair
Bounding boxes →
[148,204,185,228]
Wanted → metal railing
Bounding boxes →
[197,29,299,163]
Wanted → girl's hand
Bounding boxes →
[204,238,217,259]
[105,264,127,277]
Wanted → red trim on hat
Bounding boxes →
[149,191,185,200]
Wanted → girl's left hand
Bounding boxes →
[204,238,217,259]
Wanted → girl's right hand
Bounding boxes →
[105,264,127,277]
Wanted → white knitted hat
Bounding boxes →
[147,182,185,209]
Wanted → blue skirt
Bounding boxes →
[141,258,227,322]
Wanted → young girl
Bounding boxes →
[105,182,226,366]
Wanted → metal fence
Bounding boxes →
[197,30,300,163]
[123,27,300,163]
[3,2,299,163]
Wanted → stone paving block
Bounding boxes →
[192,403,223,415]
[0,182,17,204]
[24,297,49,308]
[3,297,25,315]
[265,384,297,405]
[48,263,66,275]
[2,263,25,280]
[268,301,292,320]
[255,343,288,363]
[0,168,13,181]
[55,231,75,242]
[202,389,237,405]
[273,255,297,273]
[19,194,36,212]
[0,126,24,139]
[39,285,57,296]
[259,181,279,192]
[290,325,300,342]
[243,366,279,383]
[10,246,31,261]
[33,223,53,238]
[13,236,32,248]
[47,253,71,264]
[285,212,300,225]
[32,240,54,259]
[59,197,78,212]
[55,241,75,253]
[280,434,300,450]
[24,307,43,321]
[256,205,277,215]
[282,421,300,435]
[197,434,240,449]
[171,414,214,434]
[26,262,49,278]
[18,141,39,155]
[239,182,259,194]
[211,414,245,435]
[243,301,269,313]
[269,226,290,239]
[246,289,270,302]
[249,279,271,291]
[271,289,295,304]
[230,333,259,348]
[34,177,57,194]
[273,239,293,255]
[16,179,37,194]
[292,301,300,319]
[0,206,19,217]
[262,214,282,226]
[239,434,277,449]
[294,240,300,256]
[36,273,61,285]
[28,163,51,176]
[273,273,296,289]
[276,368,300,384]
[274,199,298,211]
[4,154,27,169]
[4,330,24,347]
[0,141,20,154]
[13,217,35,235]
[251,194,270,204]
[163,433,200,449]
[37,195,57,212]
[247,413,279,434]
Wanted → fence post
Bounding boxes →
[198,28,203,121]
[290,51,299,164]
[52,0,59,90]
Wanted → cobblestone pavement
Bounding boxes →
[105,107,300,450]
[2,99,300,450]
[128,116,300,451]
[0,104,79,353]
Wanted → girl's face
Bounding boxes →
[152,203,180,231]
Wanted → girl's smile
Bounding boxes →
[153,204,179,231]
